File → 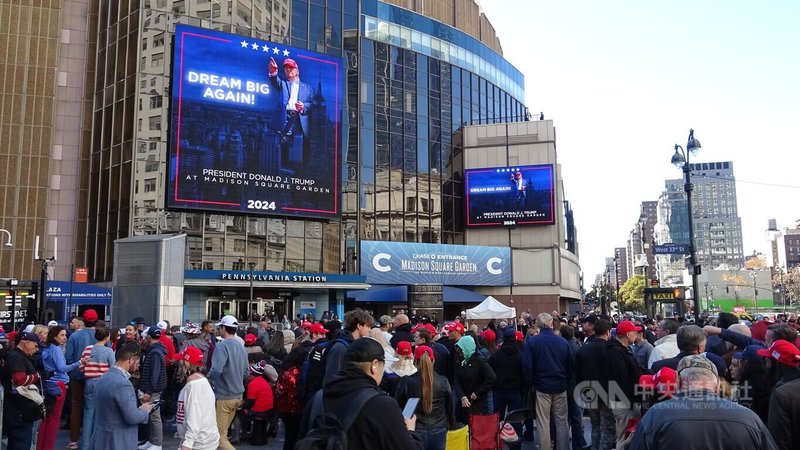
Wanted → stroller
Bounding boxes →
[468,408,528,450]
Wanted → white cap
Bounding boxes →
[156,321,168,330]
[47,320,59,327]
[216,315,238,328]
[23,324,35,333]
[141,327,150,338]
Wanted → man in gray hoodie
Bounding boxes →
[208,315,248,450]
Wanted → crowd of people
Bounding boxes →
[0,307,799,450]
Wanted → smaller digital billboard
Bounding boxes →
[465,164,555,227]
[166,24,342,219]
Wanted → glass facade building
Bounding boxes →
[75,0,526,320]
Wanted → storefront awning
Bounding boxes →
[348,285,487,304]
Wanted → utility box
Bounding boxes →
[113,234,186,326]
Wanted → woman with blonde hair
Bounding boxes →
[174,346,219,449]
[395,345,454,450]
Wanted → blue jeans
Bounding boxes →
[415,425,447,450]
[493,388,523,439]
[4,402,34,450]
[81,378,99,449]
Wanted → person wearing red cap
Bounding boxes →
[65,308,99,449]
[763,340,800,450]
[629,355,778,450]
[244,333,261,355]
[480,330,497,355]
[605,320,642,449]
[395,345,455,450]
[412,327,451,381]
[174,346,219,450]
[268,56,314,165]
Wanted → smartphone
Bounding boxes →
[402,397,420,419]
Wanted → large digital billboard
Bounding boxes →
[360,241,511,286]
[465,164,555,227]
[166,24,342,219]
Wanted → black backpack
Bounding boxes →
[298,338,348,403]
[294,388,381,450]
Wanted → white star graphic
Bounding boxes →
[272,47,280,54]
[282,49,290,56]
[251,42,259,50]
[262,44,269,52]
[240,40,249,48]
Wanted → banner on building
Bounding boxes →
[360,241,511,286]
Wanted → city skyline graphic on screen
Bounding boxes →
[167,24,342,219]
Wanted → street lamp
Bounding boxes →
[671,129,702,322]
[0,229,13,248]
[248,261,257,324]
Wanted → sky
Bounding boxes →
[477,0,800,281]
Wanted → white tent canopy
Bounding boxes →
[465,296,517,320]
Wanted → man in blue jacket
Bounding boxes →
[139,327,167,450]
[523,312,572,450]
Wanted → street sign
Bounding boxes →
[653,243,689,255]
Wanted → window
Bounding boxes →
[151,54,164,67]
[234,239,246,252]
[406,196,417,211]
[231,260,244,270]
[145,160,159,172]
[149,96,163,109]
[144,178,157,192]
[148,116,161,130]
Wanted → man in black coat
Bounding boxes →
[606,321,641,449]
[390,314,414,348]
[298,338,424,450]
[575,318,614,450]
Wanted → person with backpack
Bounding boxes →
[276,347,309,450]
[296,338,424,450]
[324,309,374,385]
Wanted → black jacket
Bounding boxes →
[604,338,640,408]
[650,351,694,373]
[574,337,609,386]
[768,377,800,450]
[390,323,414,349]
[396,371,454,429]
[299,367,424,450]
[488,342,524,391]
[454,353,496,414]
[630,390,778,450]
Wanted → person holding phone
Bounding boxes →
[395,346,455,450]
[92,343,153,450]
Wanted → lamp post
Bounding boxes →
[0,229,13,248]
[248,261,257,324]
[670,129,702,323]
[750,269,759,317]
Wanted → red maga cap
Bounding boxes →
[283,58,298,69]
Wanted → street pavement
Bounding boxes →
[41,416,593,449]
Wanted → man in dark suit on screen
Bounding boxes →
[269,57,314,166]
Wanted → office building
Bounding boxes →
[654,161,744,287]
[0,0,532,323]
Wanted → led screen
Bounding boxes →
[465,164,555,227]
[167,24,342,218]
